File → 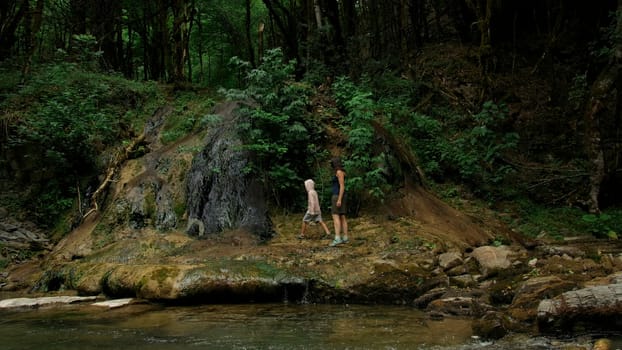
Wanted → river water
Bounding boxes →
[0,302,620,350]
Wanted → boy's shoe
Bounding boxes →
[297,234,305,240]
[341,237,349,244]
[329,238,342,247]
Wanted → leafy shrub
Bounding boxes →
[331,75,519,202]
[508,201,585,239]
[221,48,325,208]
[404,113,445,178]
[331,77,390,202]
[404,101,518,197]
[506,200,621,240]
[449,101,518,184]
[1,62,160,227]
[581,213,619,239]
[32,182,75,226]
[161,92,215,145]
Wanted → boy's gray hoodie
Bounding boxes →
[304,179,321,214]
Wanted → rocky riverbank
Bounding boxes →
[2,102,622,346]
[2,208,622,342]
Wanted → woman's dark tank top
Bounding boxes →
[332,175,340,195]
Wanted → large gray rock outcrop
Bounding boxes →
[185,102,274,240]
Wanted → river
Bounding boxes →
[0,302,620,349]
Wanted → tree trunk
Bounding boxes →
[368,0,381,60]
[158,0,172,82]
[69,0,87,35]
[91,0,122,71]
[313,0,322,28]
[399,0,417,79]
[125,24,135,78]
[261,0,301,70]
[185,0,195,82]
[245,0,256,68]
[170,0,190,83]
[0,0,28,59]
[21,0,45,82]
[342,0,355,35]
[583,0,622,213]
[584,94,607,214]
[258,22,265,62]
[196,9,204,82]
[465,0,494,92]
[140,2,150,80]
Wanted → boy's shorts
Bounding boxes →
[303,212,323,223]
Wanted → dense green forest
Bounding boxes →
[1,0,621,241]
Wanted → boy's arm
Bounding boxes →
[309,191,320,214]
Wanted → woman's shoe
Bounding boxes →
[329,238,342,247]
[341,237,349,243]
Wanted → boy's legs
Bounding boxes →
[319,220,331,236]
[299,221,308,238]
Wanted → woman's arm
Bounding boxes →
[337,170,345,206]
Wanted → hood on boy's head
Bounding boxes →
[304,179,315,192]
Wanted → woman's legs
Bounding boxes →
[340,215,348,241]
[330,214,349,246]
[332,214,341,240]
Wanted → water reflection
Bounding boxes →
[0,303,619,349]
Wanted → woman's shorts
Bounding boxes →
[331,194,347,215]
[303,212,323,223]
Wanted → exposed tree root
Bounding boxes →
[83,132,146,219]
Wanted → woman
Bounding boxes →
[329,157,348,246]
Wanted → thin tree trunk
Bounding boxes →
[185,0,195,82]
[126,25,134,78]
[0,0,29,60]
[171,0,189,83]
[157,0,172,82]
[21,0,45,83]
[313,0,322,28]
[196,9,204,82]
[585,97,606,214]
[430,0,444,37]
[465,0,493,90]
[258,22,264,62]
[583,0,622,213]
[262,0,300,64]
[399,0,416,79]
[141,2,149,80]
[245,0,256,68]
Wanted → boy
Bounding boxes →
[299,179,331,239]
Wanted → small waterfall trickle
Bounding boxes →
[300,279,310,305]
[282,285,289,304]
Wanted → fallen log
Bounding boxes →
[537,283,622,333]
